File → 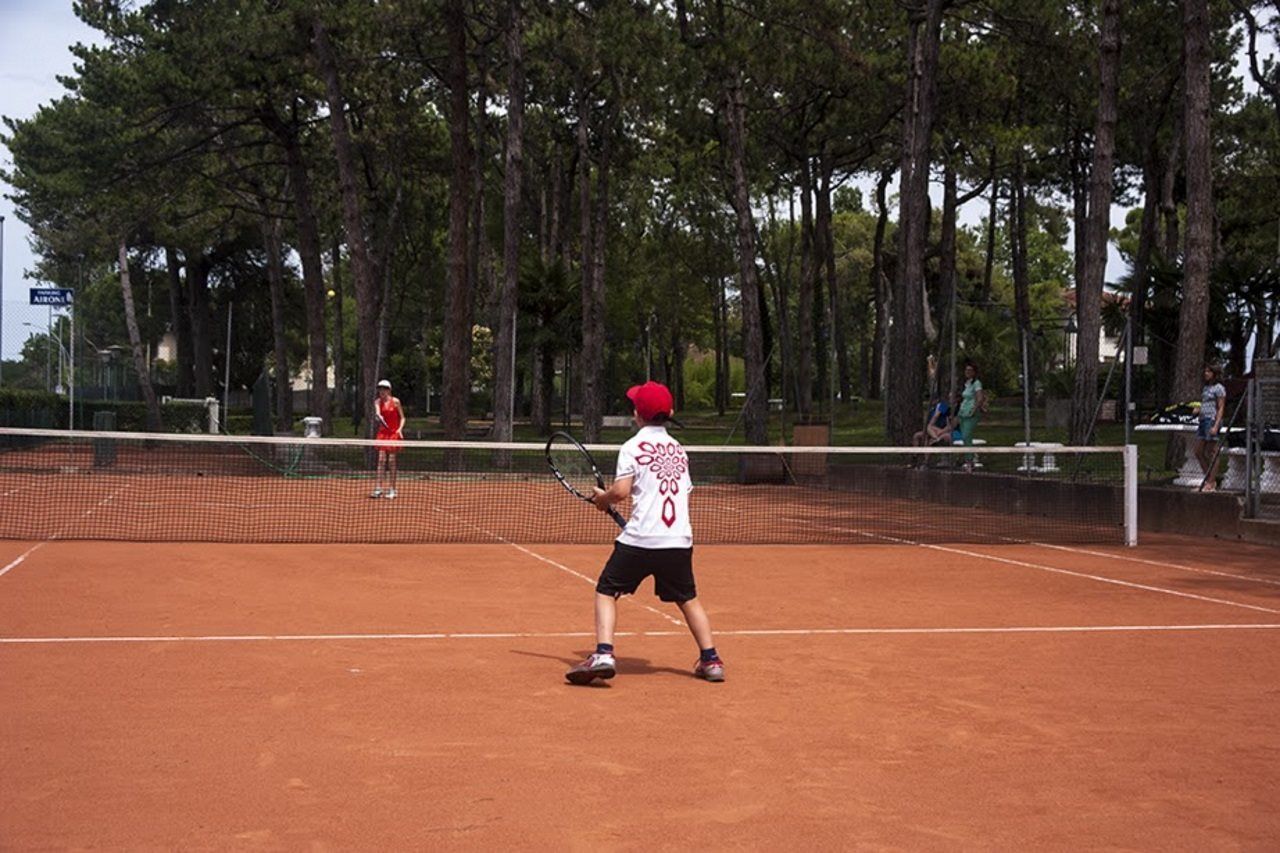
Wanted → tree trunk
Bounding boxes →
[583,115,612,441]
[262,216,293,432]
[312,19,378,433]
[1159,118,1182,259]
[797,164,815,416]
[981,148,998,301]
[1010,143,1033,431]
[494,0,524,446]
[887,0,946,445]
[870,167,892,400]
[531,339,551,434]
[1173,0,1213,401]
[1131,151,1161,345]
[725,69,768,444]
[441,0,473,442]
[119,241,162,431]
[762,196,793,408]
[164,247,194,396]
[812,158,830,409]
[820,153,849,404]
[282,141,330,429]
[718,275,730,414]
[331,239,345,417]
[1010,146,1031,345]
[187,253,213,398]
[1071,129,1089,302]
[937,159,959,397]
[1069,0,1121,445]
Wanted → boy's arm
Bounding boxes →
[593,475,633,510]
[1213,388,1225,433]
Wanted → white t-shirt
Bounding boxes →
[614,425,693,549]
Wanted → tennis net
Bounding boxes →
[0,428,1137,545]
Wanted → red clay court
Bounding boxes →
[3,531,1279,848]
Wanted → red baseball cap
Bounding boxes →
[626,381,675,422]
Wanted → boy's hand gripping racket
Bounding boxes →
[545,431,627,529]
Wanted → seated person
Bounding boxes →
[913,396,954,447]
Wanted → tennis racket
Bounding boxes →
[545,431,627,529]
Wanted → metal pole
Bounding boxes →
[949,291,957,402]
[1124,443,1138,547]
[222,303,233,431]
[1123,310,1133,446]
[68,294,74,430]
[1245,379,1257,518]
[1020,327,1031,447]
[46,306,52,391]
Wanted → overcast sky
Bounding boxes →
[0,2,1274,361]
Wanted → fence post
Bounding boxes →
[1124,443,1138,547]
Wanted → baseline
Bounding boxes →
[3,622,1279,645]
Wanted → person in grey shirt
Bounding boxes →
[1195,365,1227,491]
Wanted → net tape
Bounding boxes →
[0,428,1131,545]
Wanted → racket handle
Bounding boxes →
[608,507,627,529]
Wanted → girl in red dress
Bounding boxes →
[371,379,405,499]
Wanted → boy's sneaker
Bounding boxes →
[369,488,383,499]
[386,488,397,500]
[693,656,725,682]
[565,653,616,685]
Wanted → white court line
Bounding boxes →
[1019,540,1280,589]
[0,488,122,580]
[2,623,1279,645]
[0,542,47,579]
[432,507,685,626]
[833,527,1280,616]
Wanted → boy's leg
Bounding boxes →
[677,598,724,682]
[566,593,620,685]
[595,592,618,646]
[676,597,714,650]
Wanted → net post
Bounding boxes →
[1123,443,1138,547]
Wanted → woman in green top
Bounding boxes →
[958,360,983,469]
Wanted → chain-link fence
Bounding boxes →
[1243,359,1280,520]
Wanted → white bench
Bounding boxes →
[1015,441,1064,473]
[1221,448,1280,493]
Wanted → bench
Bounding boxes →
[1014,441,1064,473]
[1220,448,1280,493]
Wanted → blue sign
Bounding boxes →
[29,288,74,306]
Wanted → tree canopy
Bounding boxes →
[3,0,1277,442]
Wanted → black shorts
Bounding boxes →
[596,542,697,603]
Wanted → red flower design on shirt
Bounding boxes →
[635,441,688,527]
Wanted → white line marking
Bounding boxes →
[433,507,684,626]
[833,528,1280,616]
[1022,540,1280,588]
[0,543,46,579]
[0,488,121,581]
[2,623,1278,645]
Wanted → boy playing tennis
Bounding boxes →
[566,381,725,685]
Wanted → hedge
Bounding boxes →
[0,389,62,428]
[0,389,210,433]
